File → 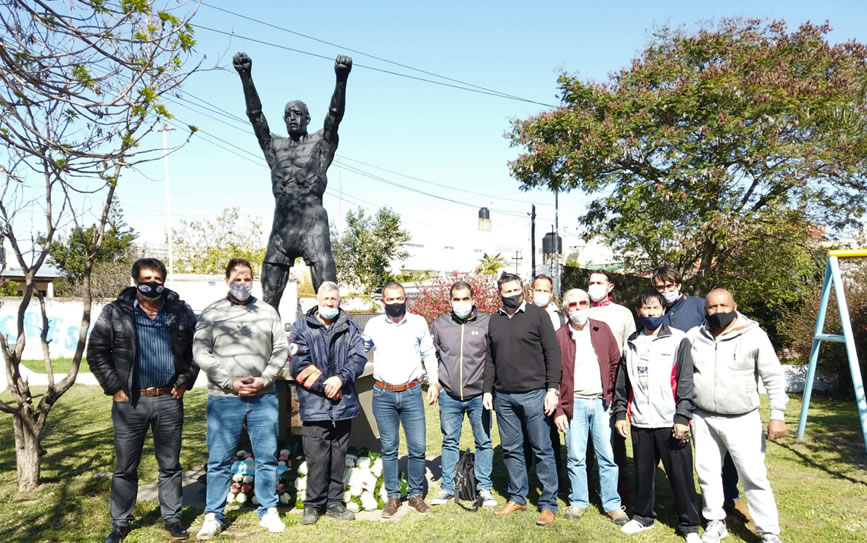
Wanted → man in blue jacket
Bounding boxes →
[289,281,367,525]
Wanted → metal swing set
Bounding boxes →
[797,249,867,452]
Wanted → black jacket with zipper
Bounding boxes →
[431,307,490,400]
[87,286,197,405]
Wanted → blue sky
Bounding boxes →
[114,0,867,252]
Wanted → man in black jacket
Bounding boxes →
[88,258,197,543]
[483,273,562,526]
[289,281,367,525]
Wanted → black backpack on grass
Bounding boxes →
[454,450,481,511]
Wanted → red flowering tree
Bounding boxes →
[410,272,502,324]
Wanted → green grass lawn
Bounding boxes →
[19,358,90,374]
[1,385,865,542]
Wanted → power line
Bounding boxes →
[192,24,558,108]
[199,2,555,107]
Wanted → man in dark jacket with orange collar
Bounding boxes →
[289,281,367,525]
[553,288,627,526]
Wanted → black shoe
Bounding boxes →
[104,526,128,543]
[300,506,321,525]
[166,522,189,540]
[325,502,356,521]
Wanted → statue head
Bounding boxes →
[284,100,310,138]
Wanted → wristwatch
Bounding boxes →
[547,387,559,396]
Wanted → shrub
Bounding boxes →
[410,272,502,324]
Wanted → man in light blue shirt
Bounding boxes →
[362,281,439,518]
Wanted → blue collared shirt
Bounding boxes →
[362,312,438,386]
[134,299,176,389]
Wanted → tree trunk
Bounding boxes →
[13,410,41,492]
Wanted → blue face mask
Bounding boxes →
[640,315,664,331]
[319,305,339,320]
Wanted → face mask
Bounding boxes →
[707,310,736,330]
[588,284,608,303]
[502,293,523,309]
[532,292,550,307]
[663,290,681,306]
[452,301,472,319]
[137,281,164,300]
[319,305,339,320]
[229,283,252,301]
[640,315,664,331]
[568,309,589,326]
[385,302,406,319]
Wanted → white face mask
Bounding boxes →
[452,301,472,319]
[663,290,681,306]
[568,309,589,326]
[587,284,608,302]
[229,283,252,301]
[533,292,551,307]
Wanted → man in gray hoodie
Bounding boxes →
[193,258,289,540]
[687,289,788,543]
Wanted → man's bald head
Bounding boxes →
[705,288,735,313]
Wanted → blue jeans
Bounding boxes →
[566,397,621,512]
[438,390,493,494]
[372,383,426,498]
[205,393,279,524]
[494,389,558,512]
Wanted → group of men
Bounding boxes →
[89,257,788,543]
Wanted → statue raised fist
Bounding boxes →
[233,52,252,74]
[335,55,352,79]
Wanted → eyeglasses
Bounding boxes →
[653,282,678,292]
[567,300,589,309]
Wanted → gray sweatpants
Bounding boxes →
[692,408,780,536]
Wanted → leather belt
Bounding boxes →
[374,379,419,392]
[139,387,171,397]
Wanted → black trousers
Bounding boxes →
[301,419,351,508]
[111,394,184,528]
[630,426,701,535]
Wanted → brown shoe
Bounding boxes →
[536,509,555,526]
[493,500,528,516]
[381,497,400,519]
[607,506,629,526]
[407,495,431,514]
[725,499,751,523]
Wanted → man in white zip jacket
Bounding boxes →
[687,289,788,543]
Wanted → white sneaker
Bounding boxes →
[478,489,497,507]
[761,534,782,543]
[196,513,222,540]
[702,520,729,543]
[685,533,702,543]
[431,490,453,505]
[621,519,654,534]
[259,507,285,533]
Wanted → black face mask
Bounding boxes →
[707,310,736,330]
[384,302,406,319]
[137,281,164,300]
[502,293,523,309]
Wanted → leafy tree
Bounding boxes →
[0,0,198,492]
[331,207,410,293]
[171,207,266,274]
[509,19,867,305]
[476,253,507,275]
[46,197,139,298]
